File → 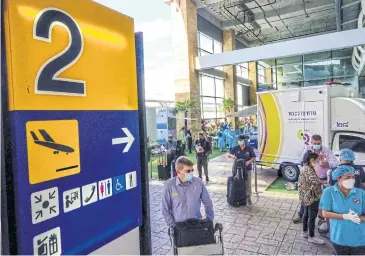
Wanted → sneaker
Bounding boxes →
[247,197,252,206]
[302,231,308,238]
[293,216,303,224]
[308,236,325,245]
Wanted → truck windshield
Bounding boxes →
[339,135,365,154]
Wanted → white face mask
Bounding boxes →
[342,179,355,189]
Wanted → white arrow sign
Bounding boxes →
[112,128,135,153]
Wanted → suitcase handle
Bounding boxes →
[185,218,200,225]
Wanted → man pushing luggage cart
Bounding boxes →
[162,156,224,255]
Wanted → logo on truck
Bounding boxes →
[336,122,349,128]
[297,129,310,145]
[288,111,317,116]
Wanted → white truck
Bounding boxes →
[257,84,365,181]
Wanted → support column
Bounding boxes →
[223,30,238,128]
[248,62,257,105]
[167,0,201,135]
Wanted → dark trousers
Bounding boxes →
[187,138,192,153]
[333,243,365,255]
[303,200,319,237]
[197,156,208,179]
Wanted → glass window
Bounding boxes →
[198,32,213,53]
[215,79,224,98]
[199,49,209,56]
[339,135,365,154]
[237,83,243,106]
[258,64,266,84]
[214,41,222,54]
[202,97,216,119]
[200,75,225,119]
[201,76,215,97]
[272,67,277,89]
[237,63,249,79]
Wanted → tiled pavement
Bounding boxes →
[149,155,333,255]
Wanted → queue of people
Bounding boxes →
[161,131,364,255]
[295,134,365,254]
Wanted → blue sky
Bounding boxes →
[94,0,174,100]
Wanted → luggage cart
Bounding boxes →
[169,223,224,255]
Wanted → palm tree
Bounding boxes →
[222,98,235,117]
[175,99,197,131]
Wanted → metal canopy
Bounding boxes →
[196,0,360,46]
[227,105,257,117]
[196,28,365,70]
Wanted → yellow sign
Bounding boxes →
[4,0,138,111]
[26,120,80,184]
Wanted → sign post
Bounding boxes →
[2,0,149,254]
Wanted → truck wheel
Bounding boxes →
[282,164,299,182]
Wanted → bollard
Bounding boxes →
[253,161,262,195]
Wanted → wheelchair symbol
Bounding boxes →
[115,179,123,191]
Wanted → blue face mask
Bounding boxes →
[238,141,245,146]
[313,145,322,150]
[184,172,193,182]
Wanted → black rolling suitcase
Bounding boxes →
[157,154,169,180]
[227,160,247,207]
[173,219,215,247]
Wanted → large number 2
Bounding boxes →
[34,8,85,96]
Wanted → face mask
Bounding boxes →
[238,141,245,146]
[342,179,355,189]
[313,145,322,151]
[184,172,193,182]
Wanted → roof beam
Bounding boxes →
[196,28,365,70]
[196,0,242,9]
[222,1,334,28]
[335,0,342,31]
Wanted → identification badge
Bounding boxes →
[353,198,360,204]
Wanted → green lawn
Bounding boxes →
[148,148,225,179]
[266,177,298,194]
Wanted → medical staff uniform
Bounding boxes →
[218,132,225,152]
[320,184,365,255]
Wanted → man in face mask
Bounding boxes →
[320,165,365,255]
[303,134,338,179]
[294,134,339,224]
[228,135,256,205]
[328,148,365,188]
[195,132,211,182]
[161,156,214,227]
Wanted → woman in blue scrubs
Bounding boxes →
[320,165,365,255]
